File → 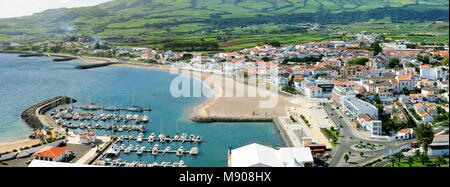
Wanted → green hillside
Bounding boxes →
[0,0,448,48]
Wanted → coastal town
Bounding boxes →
[0,29,448,167]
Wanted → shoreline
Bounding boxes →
[0,52,293,148]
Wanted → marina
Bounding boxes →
[106,142,199,156]
[0,53,283,166]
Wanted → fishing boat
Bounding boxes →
[158,133,165,143]
[195,136,202,143]
[80,105,100,110]
[189,134,195,141]
[127,105,144,112]
[176,146,184,156]
[126,114,132,120]
[137,146,145,155]
[136,133,143,143]
[104,106,120,111]
[148,133,155,143]
[163,146,171,155]
[189,147,199,155]
[142,115,149,122]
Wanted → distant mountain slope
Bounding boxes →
[0,0,448,39]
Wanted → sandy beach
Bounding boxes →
[73,56,295,121]
[0,139,40,154]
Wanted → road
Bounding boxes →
[322,102,415,167]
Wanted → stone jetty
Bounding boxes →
[21,96,77,137]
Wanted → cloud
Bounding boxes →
[0,0,113,18]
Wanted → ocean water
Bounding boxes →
[0,53,282,166]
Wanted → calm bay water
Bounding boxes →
[0,53,282,166]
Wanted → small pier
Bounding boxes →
[93,159,187,167]
[75,106,152,111]
[116,134,202,144]
[115,146,199,156]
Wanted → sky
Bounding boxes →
[0,0,113,19]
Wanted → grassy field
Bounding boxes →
[0,0,447,50]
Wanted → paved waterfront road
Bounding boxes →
[323,103,415,167]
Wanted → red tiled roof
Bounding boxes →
[33,146,68,158]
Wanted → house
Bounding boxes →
[420,64,447,80]
[80,129,96,144]
[396,75,413,91]
[395,128,414,140]
[305,85,322,98]
[228,143,314,167]
[417,109,434,123]
[32,146,69,162]
[357,113,382,136]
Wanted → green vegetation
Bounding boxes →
[388,58,400,68]
[313,73,328,79]
[300,115,310,127]
[347,57,369,66]
[415,123,435,152]
[408,108,423,120]
[385,156,448,167]
[282,56,322,65]
[321,127,339,147]
[0,0,447,50]
[282,86,296,94]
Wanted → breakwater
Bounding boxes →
[21,96,77,134]
[75,62,119,69]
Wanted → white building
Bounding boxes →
[32,146,69,162]
[420,64,447,80]
[80,129,96,144]
[357,113,382,136]
[305,85,322,98]
[343,98,379,120]
[229,143,314,167]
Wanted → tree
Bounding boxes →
[388,58,400,68]
[419,152,429,165]
[343,154,349,163]
[407,156,415,167]
[360,152,364,157]
[442,56,449,66]
[347,57,369,65]
[389,157,397,167]
[414,149,421,161]
[414,123,434,153]
[401,87,410,95]
[393,152,405,164]
[435,156,446,167]
[371,40,382,56]
[374,94,381,104]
